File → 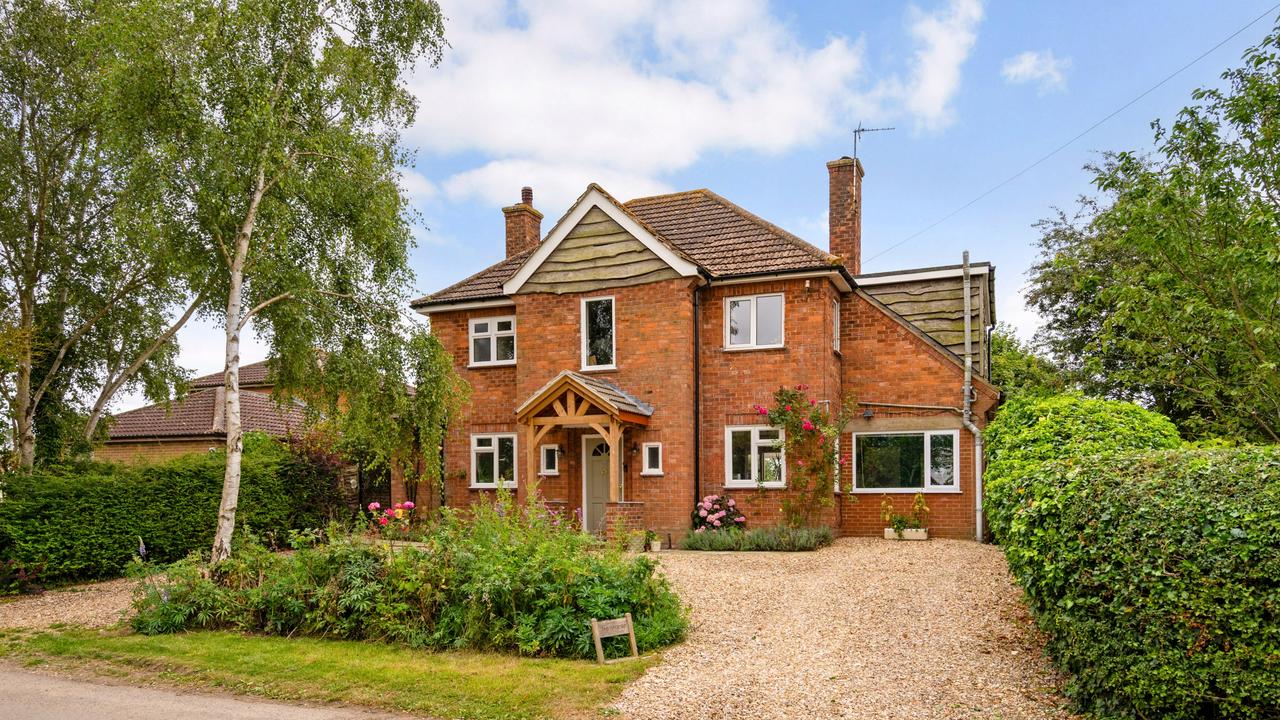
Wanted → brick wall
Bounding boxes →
[94,439,222,464]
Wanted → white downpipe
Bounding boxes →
[961,251,985,542]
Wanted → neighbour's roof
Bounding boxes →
[189,360,272,388]
[105,387,307,441]
[411,188,838,309]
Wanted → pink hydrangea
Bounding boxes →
[713,519,721,526]
[735,516,746,523]
[699,509,708,517]
[727,499,736,507]
[403,501,415,510]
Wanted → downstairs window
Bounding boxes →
[852,430,957,492]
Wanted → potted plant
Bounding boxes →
[880,493,931,540]
[625,528,647,553]
[645,529,661,552]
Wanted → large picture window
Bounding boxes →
[725,426,785,488]
[471,433,517,488]
[725,294,784,349]
[469,316,516,366]
[581,297,615,369]
[852,430,958,492]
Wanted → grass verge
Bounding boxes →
[0,627,654,719]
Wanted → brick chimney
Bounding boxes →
[503,186,543,257]
[827,156,863,275]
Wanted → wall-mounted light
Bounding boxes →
[861,408,875,420]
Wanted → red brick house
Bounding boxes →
[407,158,999,541]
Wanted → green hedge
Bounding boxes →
[0,435,343,584]
[994,447,1280,718]
[680,526,834,551]
[984,393,1181,539]
[131,499,688,659]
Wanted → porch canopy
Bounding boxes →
[514,370,652,503]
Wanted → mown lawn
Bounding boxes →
[0,627,654,719]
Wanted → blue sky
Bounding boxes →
[147,0,1279,410]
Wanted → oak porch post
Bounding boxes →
[608,418,621,503]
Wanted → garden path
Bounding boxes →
[614,538,1077,720]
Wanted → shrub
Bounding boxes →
[681,526,833,552]
[131,497,688,660]
[0,434,344,584]
[690,494,745,531]
[993,447,1280,719]
[983,393,1181,539]
[0,558,43,595]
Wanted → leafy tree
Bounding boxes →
[0,0,204,469]
[1028,21,1280,442]
[110,0,447,561]
[988,323,1065,399]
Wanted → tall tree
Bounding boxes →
[0,0,204,469]
[112,0,446,561]
[1028,20,1280,441]
[988,323,1065,400]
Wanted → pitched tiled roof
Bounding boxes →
[516,370,654,419]
[410,188,839,308]
[190,360,272,388]
[106,387,307,440]
[624,189,837,276]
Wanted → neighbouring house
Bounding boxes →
[406,158,999,541]
[95,361,305,463]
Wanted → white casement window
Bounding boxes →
[469,316,516,367]
[641,442,663,476]
[725,293,784,349]
[539,444,559,476]
[725,426,785,488]
[852,430,960,493]
[581,296,616,370]
[832,298,841,352]
[471,433,517,488]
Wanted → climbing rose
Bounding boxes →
[802,419,815,431]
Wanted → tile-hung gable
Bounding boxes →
[410,159,1000,542]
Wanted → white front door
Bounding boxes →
[582,436,611,534]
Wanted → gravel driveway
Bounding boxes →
[615,538,1075,720]
[0,578,134,629]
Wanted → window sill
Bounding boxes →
[724,482,786,490]
[580,365,617,373]
[850,487,961,494]
[640,470,663,477]
[468,361,516,369]
[469,484,518,490]
[722,345,785,353]
[538,471,559,477]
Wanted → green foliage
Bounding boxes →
[983,393,1182,539]
[130,497,688,660]
[880,494,930,536]
[1028,22,1280,442]
[988,323,1065,399]
[0,435,343,583]
[680,526,834,552]
[758,385,855,527]
[990,447,1280,719]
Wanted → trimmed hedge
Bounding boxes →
[994,447,1280,718]
[0,435,343,584]
[984,393,1181,539]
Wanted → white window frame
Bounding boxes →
[641,442,663,476]
[470,433,518,489]
[469,316,517,367]
[850,429,961,493]
[723,293,785,350]
[539,444,559,476]
[724,426,786,489]
[832,298,841,353]
[580,296,617,371]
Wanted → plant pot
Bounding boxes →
[884,527,929,541]
[649,540,662,553]
[628,537,646,553]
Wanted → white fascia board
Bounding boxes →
[855,265,990,287]
[413,298,516,315]
[708,269,852,293]
[502,186,701,295]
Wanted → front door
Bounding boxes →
[583,437,611,534]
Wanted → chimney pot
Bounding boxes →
[521,186,533,206]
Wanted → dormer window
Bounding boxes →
[470,316,516,367]
[725,293,784,350]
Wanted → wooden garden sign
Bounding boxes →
[590,613,639,664]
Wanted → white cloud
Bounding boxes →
[407,0,984,208]
[1001,50,1070,94]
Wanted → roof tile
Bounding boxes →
[106,388,306,440]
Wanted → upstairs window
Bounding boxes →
[471,433,517,488]
[581,296,616,369]
[725,294,784,349]
[470,316,516,367]
[852,430,958,492]
[725,426,785,488]
[832,298,841,352]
